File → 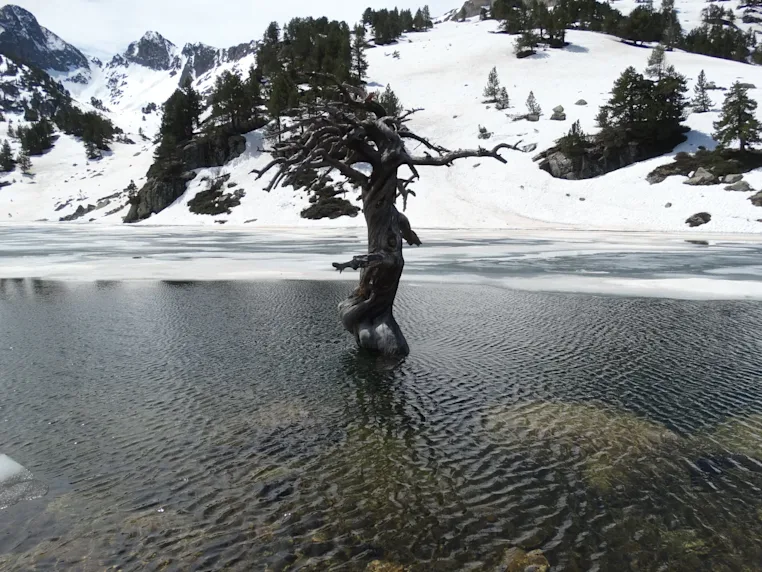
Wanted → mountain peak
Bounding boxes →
[0,4,89,72]
[119,30,179,71]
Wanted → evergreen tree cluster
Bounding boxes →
[155,79,202,159]
[17,118,54,155]
[55,104,121,151]
[363,6,433,45]
[489,0,760,65]
[209,67,263,132]
[596,62,688,148]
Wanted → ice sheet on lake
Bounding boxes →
[0,454,48,509]
[1,225,761,300]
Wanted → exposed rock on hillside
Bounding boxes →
[114,31,181,72]
[683,167,719,186]
[124,133,246,222]
[536,133,686,180]
[0,5,89,72]
[686,212,711,227]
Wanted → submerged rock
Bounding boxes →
[366,561,405,572]
[496,547,550,572]
[686,212,711,227]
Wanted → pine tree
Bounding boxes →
[514,31,540,56]
[423,5,433,29]
[0,139,14,172]
[645,44,667,80]
[526,91,542,115]
[85,140,102,160]
[496,87,510,110]
[17,150,31,175]
[377,84,402,117]
[352,24,369,84]
[692,70,712,113]
[713,81,762,151]
[268,72,298,140]
[483,67,501,102]
[413,9,425,30]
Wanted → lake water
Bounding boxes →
[2,275,762,571]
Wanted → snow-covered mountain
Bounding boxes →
[1,2,762,232]
[0,5,89,74]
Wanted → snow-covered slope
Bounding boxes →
[2,14,762,232]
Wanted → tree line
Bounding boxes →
[486,0,761,64]
[362,6,433,45]
[155,13,412,158]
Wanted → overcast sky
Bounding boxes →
[12,0,458,56]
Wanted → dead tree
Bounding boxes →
[254,81,528,356]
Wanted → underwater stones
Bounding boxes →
[496,547,550,572]
[366,561,405,572]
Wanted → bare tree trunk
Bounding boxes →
[334,170,418,355]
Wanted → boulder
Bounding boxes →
[545,151,576,179]
[725,180,753,192]
[750,191,762,206]
[738,83,757,89]
[552,105,564,114]
[495,547,550,572]
[721,173,743,184]
[526,113,540,122]
[686,212,711,227]
[683,167,719,186]
[550,111,566,121]
[575,99,588,106]
[665,202,672,208]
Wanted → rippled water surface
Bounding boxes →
[2,279,762,571]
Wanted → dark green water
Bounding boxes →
[1,279,762,571]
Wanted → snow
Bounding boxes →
[2,16,762,232]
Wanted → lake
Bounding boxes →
[1,226,762,571]
[2,276,762,571]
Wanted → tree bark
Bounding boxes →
[333,169,419,356]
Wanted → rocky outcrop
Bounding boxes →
[536,141,637,180]
[537,131,686,181]
[683,167,719,186]
[449,0,492,19]
[0,5,89,72]
[179,43,218,85]
[59,203,96,222]
[686,212,711,227]
[725,180,753,192]
[124,133,246,223]
[114,31,180,71]
[750,191,762,206]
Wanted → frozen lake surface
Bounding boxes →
[1,224,762,299]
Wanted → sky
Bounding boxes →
[10,0,459,56]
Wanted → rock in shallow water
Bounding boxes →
[496,547,550,572]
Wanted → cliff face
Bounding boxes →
[0,5,89,72]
